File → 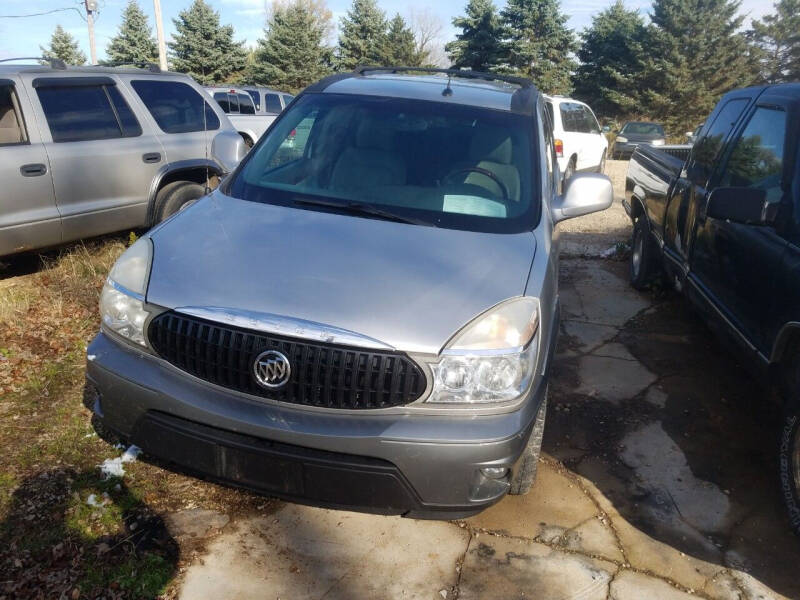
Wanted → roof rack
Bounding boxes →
[95,61,161,72]
[0,57,66,70]
[353,65,533,89]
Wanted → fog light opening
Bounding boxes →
[481,467,510,479]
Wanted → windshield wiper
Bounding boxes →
[292,196,436,227]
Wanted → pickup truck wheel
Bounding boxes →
[630,216,655,289]
[240,133,254,148]
[155,181,206,222]
[779,355,800,536]
[509,393,547,495]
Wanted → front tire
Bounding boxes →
[779,353,800,536]
[630,216,656,290]
[509,394,548,495]
[562,158,576,188]
[155,181,206,222]
[597,150,607,174]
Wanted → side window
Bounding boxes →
[36,83,141,142]
[560,103,577,132]
[282,94,294,107]
[718,107,787,204]
[237,93,255,115]
[0,84,28,145]
[691,98,749,185]
[132,80,220,134]
[228,93,240,114]
[544,101,554,133]
[582,106,600,134]
[540,102,556,194]
[264,93,282,114]
[246,90,260,111]
[213,91,231,113]
[271,111,317,168]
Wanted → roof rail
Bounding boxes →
[95,61,161,72]
[0,57,66,70]
[353,65,533,89]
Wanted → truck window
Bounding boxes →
[691,98,749,185]
[282,94,294,107]
[264,93,282,114]
[0,84,27,145]
[718,107,787,204]
[132,80,220,134]
[246,89,261,111]
[213,91,231,113]
[237,93,256,115]
[37,83,141,142]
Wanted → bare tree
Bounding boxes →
[408,7,443,65]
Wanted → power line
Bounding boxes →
[0,7,86,21]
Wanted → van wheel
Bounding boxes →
[779,352,800,536]
[598,151,607,174]
[509,393,547,495]
[155,181,206,222]
[630,216,655,289]
[563,158,576,185]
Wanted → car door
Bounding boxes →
[25,74,165,243]
[579,105,604,171]
[692,100,790,355]
[0,76,61,255]
[558,103,586,170]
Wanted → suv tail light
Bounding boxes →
[554,139,564,158]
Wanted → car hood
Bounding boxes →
[146,192,537,355]
[619,132,663,142]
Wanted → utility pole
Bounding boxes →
[85,0,98,65]
[153,0,168,71]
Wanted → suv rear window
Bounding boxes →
[37,82,141,142]
[230,93,539,234]
[131,80,219,134]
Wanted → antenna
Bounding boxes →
[201,64,210,195]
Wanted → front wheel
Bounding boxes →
[597,150,607,174]
[630,216,656,290]
[563,158,575,185]
[155,181,206,222]
[509,393,548,495]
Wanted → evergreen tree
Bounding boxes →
[40,25,86,66]
[381,14,420,66]
[573,1,647,120]
[501,0,577,94]
[644,0,757,135]
[336,0,387,70]
[169,0,248,84]
[750,0,800,83]
[107,0,158,66]
[249,0,333,92]
[445,0,505,72]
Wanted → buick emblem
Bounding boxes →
[253,350,291,389]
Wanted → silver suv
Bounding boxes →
[86,67,613,518]
[0,60,246,257]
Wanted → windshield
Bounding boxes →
[621,122,665,136]
[228,93,539,233]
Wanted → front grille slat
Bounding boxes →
[148,312,427,410]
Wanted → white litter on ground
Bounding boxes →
[99,445,141,479]
[600,246,618,258]
[87,354,97,361]
[87,492,111,507]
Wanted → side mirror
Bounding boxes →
[706,187,770,225]
[211,130,249,173]
[552,173,614,224]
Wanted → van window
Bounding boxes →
[582,106,600,134]
[264,93,282,114]
[132,80,220,134]
[37,83,142,142]
[560,103,587,133]
[0,84,27,145]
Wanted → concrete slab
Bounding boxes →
[178,504,468,600]
[561,320,618,353]
[575,355,657,403]
[561,515,625,563]
[164,509,229,541]
[458,535,616,600]
[610,570,697,600]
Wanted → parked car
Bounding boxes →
[686,122,704,145]
[544,95,608,183]
[613,121,666,159]
[86,66,613,518]
[206,86,286,147]
[242,86,294,115]
[0,59,246,258]
[623,83,800,535]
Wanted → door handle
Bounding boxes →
[20,163,47,177]
[142,152,161,164]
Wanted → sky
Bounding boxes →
[0,0,775,64]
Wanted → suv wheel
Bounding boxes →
[780,353,800,536]
[598,151,607,174]
[509,393,548,495]
[630,216,656,289]
[563,158,576,185]
[155,181,206,222]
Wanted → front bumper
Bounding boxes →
[86,332,549,519]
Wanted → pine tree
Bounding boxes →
[249,0,333,92]
[750,0,800,83]
[573,1,647,120]
[445,0,505,72]
[644,0,758,135]
[40,25,87,66]
[169,0,248,84]
[107,0,158,66]
[336,0,387,70]
[381,14,420,66]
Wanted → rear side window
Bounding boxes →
[560,103,586,133]
[37,83,141,142]
[691,98,749,186]
[264,93,282,114]
[213,91,231,113]
[237,93,255,115]
[282,94,294,106]
[131,80,220,134]
[582,106,600,134]
[246,90,260,111]
[0,84,28,145]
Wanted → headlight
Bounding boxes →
[651,139,665,146]
[99,238,152,346]
[616,136,628,143]
[426,298,539,404]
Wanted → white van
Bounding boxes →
[543,95,608,184]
